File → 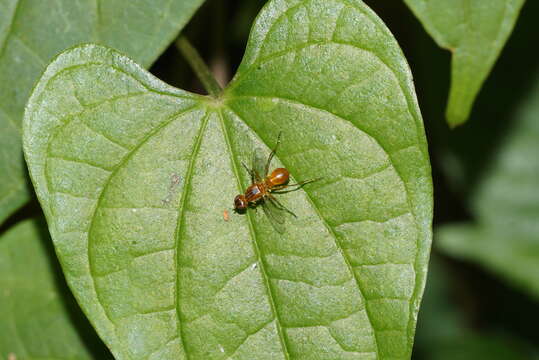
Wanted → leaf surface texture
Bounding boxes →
[23,1,433,358]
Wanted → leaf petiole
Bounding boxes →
[175,35,223,98]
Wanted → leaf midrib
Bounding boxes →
[174,109,211,360]
[218,108,292,359]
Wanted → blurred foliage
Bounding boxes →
[403,0,526,127]
[414,256,538,360]
[0,219,112,359]
[435,2,539,299]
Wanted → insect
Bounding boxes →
[233,133,318,232]
[223,209,230,221]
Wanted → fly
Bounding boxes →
[233,133,319,233]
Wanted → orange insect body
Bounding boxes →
[234,168,290,209]
[233,133,319,234]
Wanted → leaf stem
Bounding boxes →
[175,35,222,98]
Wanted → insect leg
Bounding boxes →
[268,194,297,218]
[253,169,263,182]
[241,161,255,183]
[265,132,282,176]
[271,178,321,193]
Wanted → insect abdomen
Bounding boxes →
[267,168,289,186]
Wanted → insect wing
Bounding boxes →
[261,197,286,234]
[251,147,267,180]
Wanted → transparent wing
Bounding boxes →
[251,147,267,181]
[261,197,286,234]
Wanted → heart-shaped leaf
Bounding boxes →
[0,219,111,359]
[24,0,433,358]
[403,0,526,127]
[0,0,205,225]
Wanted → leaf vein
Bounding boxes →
[272,275,353,289]
[47,155,113,172]
[173,109,211,360]
[81,104,201,333]
[286,308,363,329]
[79,121,131,151]
[218,108,292,360]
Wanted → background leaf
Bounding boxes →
[414,256,537,360]
[0,0,205,225]
[437,72,539,298]
[403,0,526,127]
[23,0,432,358]
[0,219,111,360]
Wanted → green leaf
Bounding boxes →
[403,0,526,127]
[437,72,539,298]
[0,219,111,360]
[0,0,205,225]
[23,1,433,358]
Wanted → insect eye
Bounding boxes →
[234,195,247,210]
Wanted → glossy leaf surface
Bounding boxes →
[23,1,433,358]
[0,219,111,360]
[0,0,205,225]
[403,0,526,126]
[438,73,539,299]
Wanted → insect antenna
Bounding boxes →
[241,161,255,183]
[265,131,283,176]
